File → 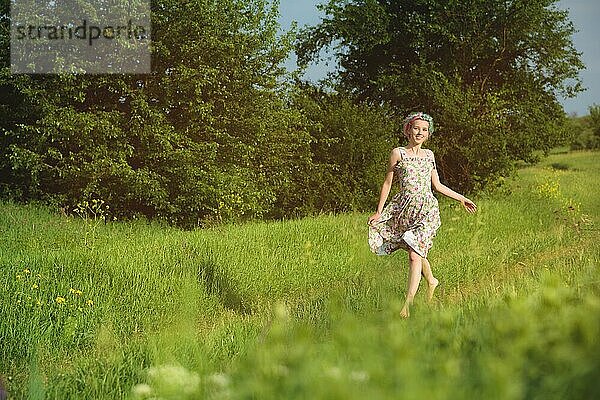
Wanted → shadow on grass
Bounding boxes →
[197,259,252,315]
[550,162,570,170]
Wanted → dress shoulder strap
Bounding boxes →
[397,147,406,160]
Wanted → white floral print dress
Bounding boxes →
[368,147,441,258]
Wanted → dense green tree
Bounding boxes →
[297,0,584,191]
[0,0,314,226]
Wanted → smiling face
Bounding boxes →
[405,119,430,145]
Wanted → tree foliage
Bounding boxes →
[588,104,600,139]
[0,0,307,226]
[297,0,584,191]
[0,0,399,225]
[1,0,586,224]
[271,84,396,218]
[570,104,600,150]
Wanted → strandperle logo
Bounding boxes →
[11,0,151,74]
[14,19,148,47]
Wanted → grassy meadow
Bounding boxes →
[1,149,599,399]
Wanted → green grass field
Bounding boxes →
[1,150,599,399]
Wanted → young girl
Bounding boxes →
[367,112,477,318]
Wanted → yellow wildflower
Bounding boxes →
[86,299,94,306]
[36,300,42,306]
[23,269,31,274]
[32,284,39,290]
[56,296,66,304]
[16,275,22,281]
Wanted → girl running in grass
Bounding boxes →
[367,112,477,318]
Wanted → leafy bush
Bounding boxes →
[269,86,397,218]
[569,105,600,150]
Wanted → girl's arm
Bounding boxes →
[368,148,401,224]
[429,151,477,213]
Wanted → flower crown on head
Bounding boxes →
[402,112,434,136]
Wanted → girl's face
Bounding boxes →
[405,119,430,144]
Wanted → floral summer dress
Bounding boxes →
[368,147,441,258]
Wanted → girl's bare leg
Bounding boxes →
[422,258,439,302]
[400,249,423,318]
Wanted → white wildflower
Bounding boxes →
[208,372,230,388]
[349,370,369,382]
[132,383,153,399]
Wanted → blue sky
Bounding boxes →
[278,0,599,116]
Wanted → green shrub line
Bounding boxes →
[2,0,589,228]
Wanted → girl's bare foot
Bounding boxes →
[427,278,439,303]
[400,300,410,318]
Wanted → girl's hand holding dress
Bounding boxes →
[367,212,381,226]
